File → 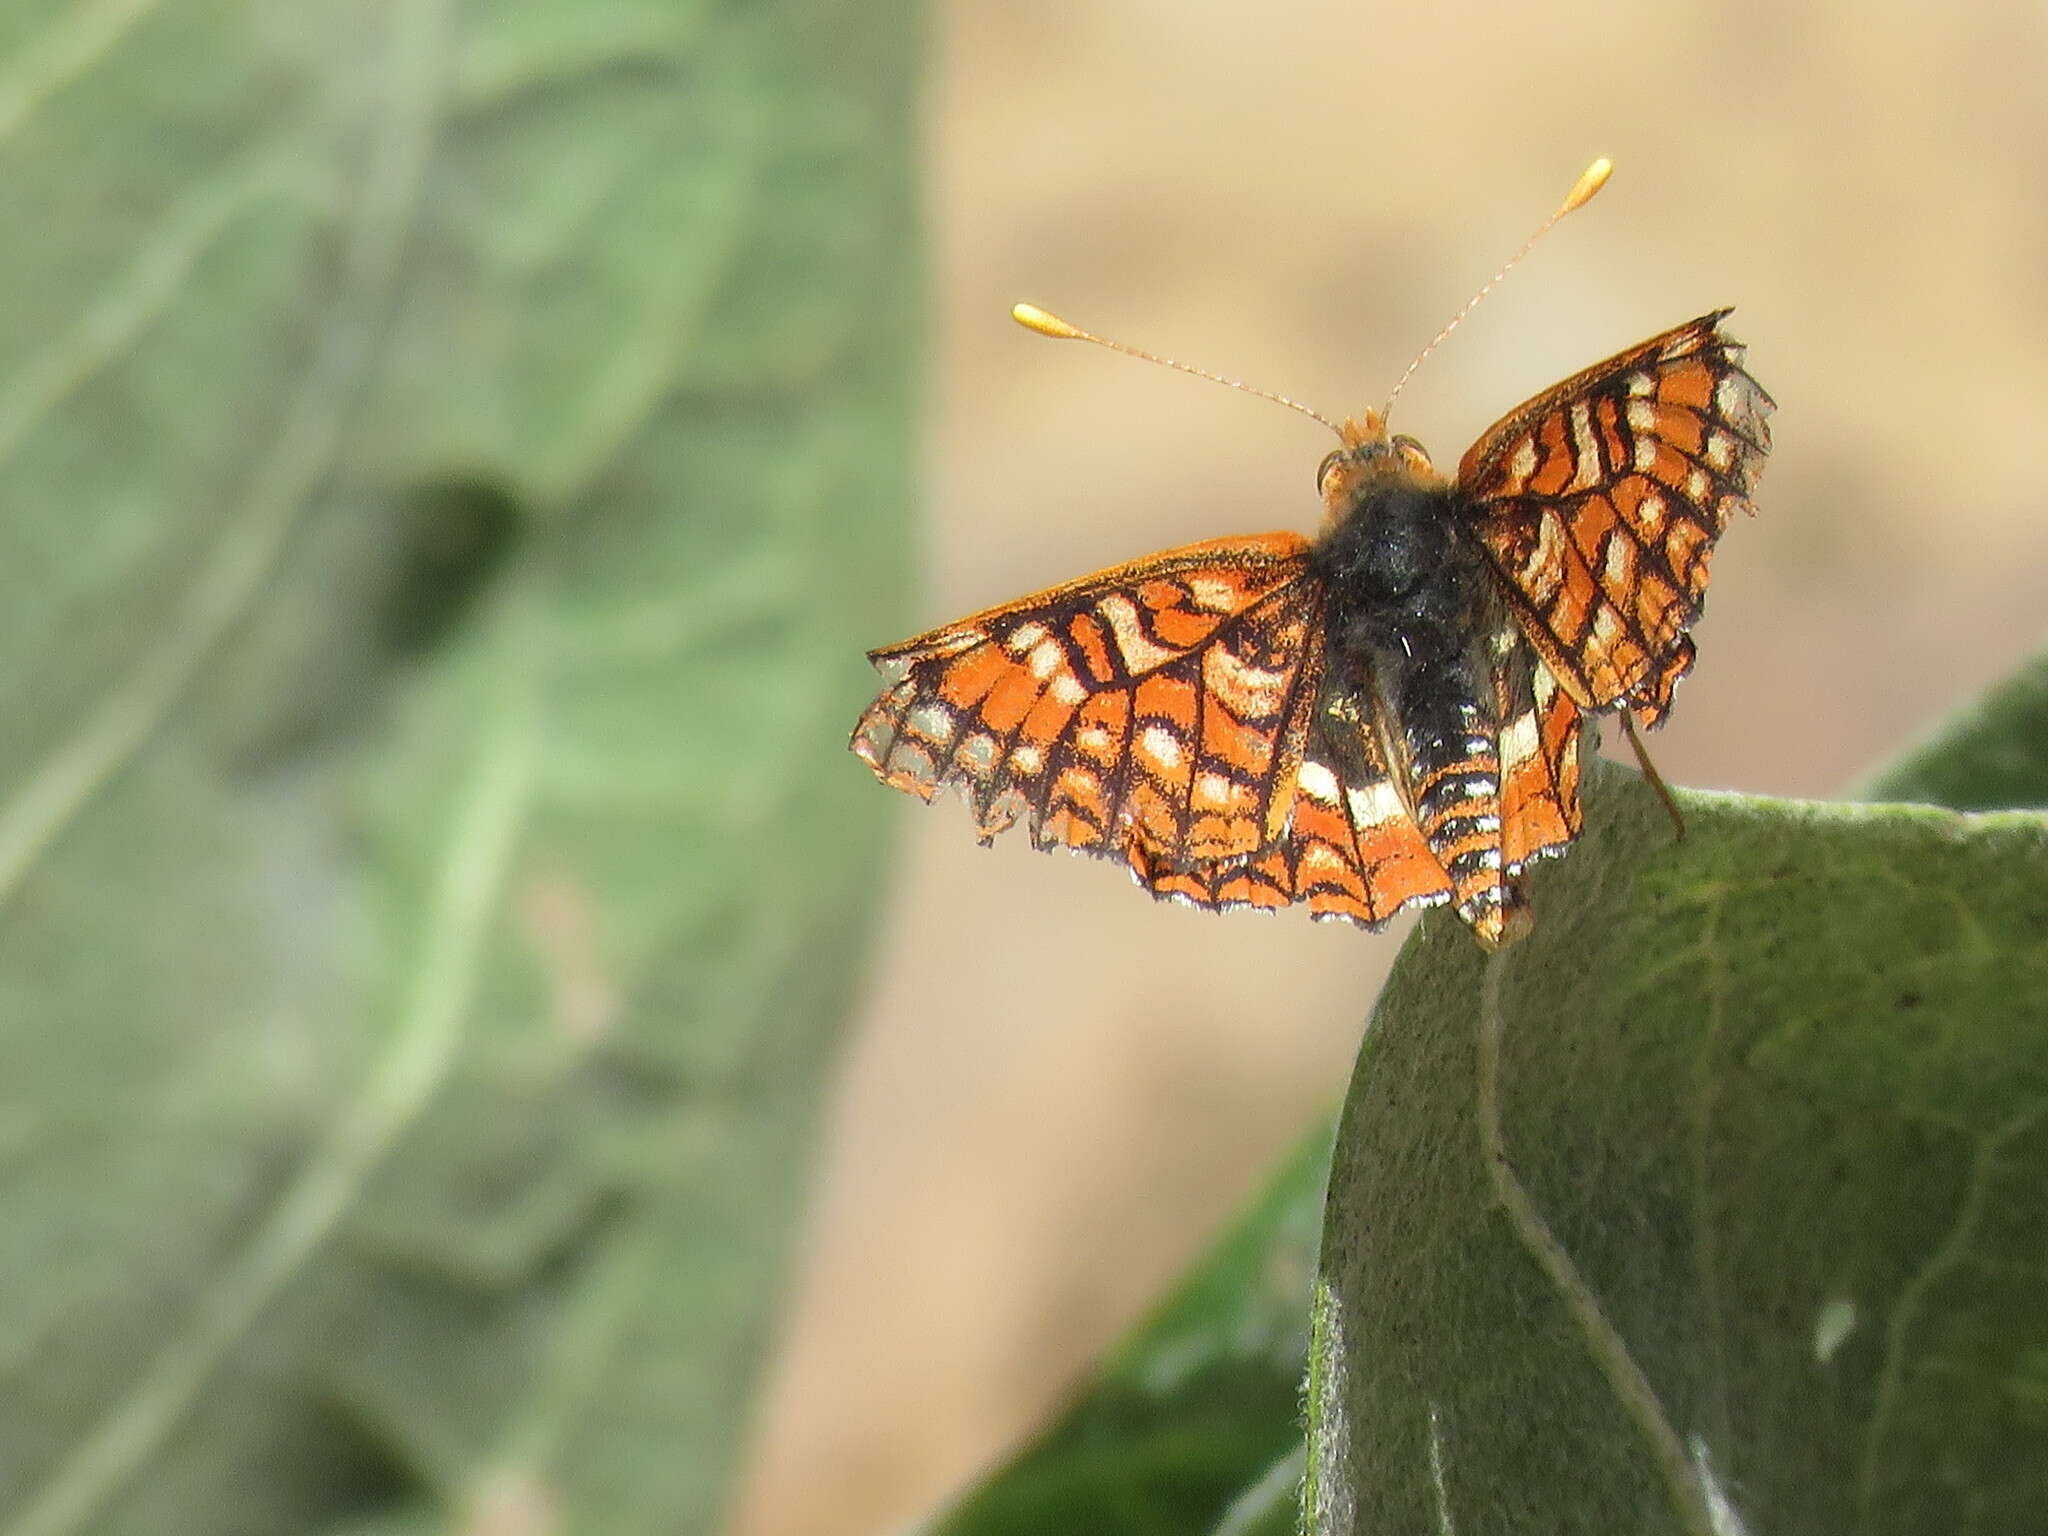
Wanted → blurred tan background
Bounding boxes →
[734,3,2048,1532]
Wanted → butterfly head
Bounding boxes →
[1317,411,1444,528]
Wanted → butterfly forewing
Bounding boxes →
[851,534,1326,868]
[1456,312,1774,721]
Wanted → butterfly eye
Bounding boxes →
[1391,434,1434,474]
[1316,449,1345,491]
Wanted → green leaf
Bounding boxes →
[0,2,913,1533]
[926,1125,1330,1536]
[1863,646,2048,810]
[1308,757,2048,1535]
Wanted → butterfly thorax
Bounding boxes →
[1308,425,1522,938]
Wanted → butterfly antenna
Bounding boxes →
[1012,302,1344,440]
[1381,157,1613,421]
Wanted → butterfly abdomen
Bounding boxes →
[1313,475,1520,943]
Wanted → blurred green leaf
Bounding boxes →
[1308,757,2048,1535]
[925,1126,1330,1536]
[1207,1449,1306,1536]
[0,2,913,1533]
[1863,645,2048,810]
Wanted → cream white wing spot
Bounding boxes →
[890,742,935,781]
[1203,644,1288,718]
[1300,843,1351,880]
[1297,759,1341,804]
[907,701,955,742]
[1005,621,1049,654]
[1634,489,1668,539]
[1348,779,1407,828]
[1714,370,1748,420]
[850,723,891,767]
[1058,763,1100,798]
[1185,573,1243,612]
[1567,402,1602,491]
[1602,533,1635,589]
[1096,592,1179,674]
[1518,514,1564,604]
[1049,670,1088,707]
[1138,724,1184,773]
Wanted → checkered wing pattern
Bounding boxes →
[1125,714,1455,926]
[1457,311,1773,724]
[851,535,1328,869]
[1121,616,1586,941]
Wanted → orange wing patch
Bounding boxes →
[851,535,1324,868]
[1457,311,1773,722]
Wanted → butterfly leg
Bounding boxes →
[1617,707,1685,840]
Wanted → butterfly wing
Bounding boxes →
[1151,613,1580,947]
[1125,709,1456,928]
[1496,637,1585,873]
[851,535,1327,868]
[1456,311,1773,724]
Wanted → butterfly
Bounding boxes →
[850,312,1772,947]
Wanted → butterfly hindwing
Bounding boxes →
[1125,712,1454,928]
[851,534,1325,868]
[1456,311,1773,722]
[1131,626,1587,942]
[1496,640,1585,873]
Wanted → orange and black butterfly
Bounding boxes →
[851,176,1772,947]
